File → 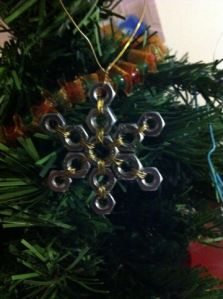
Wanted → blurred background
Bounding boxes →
[1,0,223,63]
[114,0,223,63]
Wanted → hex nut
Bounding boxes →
[41,113,66,134]
[61,125,89,151]
[138,111,165,137]
[89,82,116,105]
[48,170,72,192]
[114,123,144,152]
[88,167,117,192]
[86,107,117,134]
[87,136,119,167]
[63,152,91,178]
[137,167,163,191]
[92,193,116,215]
[113,153,142,180]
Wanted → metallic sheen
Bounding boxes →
[113,153,142,180]
[63,152,91,178]
[137,167,163,191]
[86,107,117,134]
[41,113,66,134]
[138,111,165,137]
[91,193,116,215]
[88,167,117,192]
[48,170,72,192]
[89,82,116,106]
[61,125,88,151]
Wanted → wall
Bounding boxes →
[113,0,164,39]
[156,0,223,63]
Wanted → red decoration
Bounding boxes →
[117,61,142,85]
[3,114,25,141]
[189,241,223,281]
[0,33,167,143]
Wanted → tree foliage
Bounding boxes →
[0,1,223,298]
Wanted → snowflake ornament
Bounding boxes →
[41,82,165,215]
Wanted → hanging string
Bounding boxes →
[105,2,146,74]
[59,0,146,81]
[59,0,106,75]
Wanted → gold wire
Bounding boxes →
[59,0,146,81]
[88,148,96,161]
[97,98,105,114]
[88,149,106,173]
[96,128,105,143]
[135,169,147,179]
[64,166,76,176]
[98,160,106,173]
[113,135,124,147]
[55,125,70,138]
[96,185,107,198]
[113,157,123,166]
[59,0,107,75]
[105,1,146,75]
[81,140,95,149]
[138,122,149,134]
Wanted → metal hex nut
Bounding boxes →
[61,125,89,151]
[88,167,117,192]
[138,111,165,137]
[137,167,163,191]
[48,170,72,192]
[86,107,117,134]
[114,123,144,152]
[92,193,116,215]
[87,136,119,167]
[113,153,142,180]
[41,113,66,134]
[89,82,116,105]
[63,153,91,178]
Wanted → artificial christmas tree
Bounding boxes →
[0,1,223,298]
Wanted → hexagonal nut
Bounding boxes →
[138,111,165,137]
[137,167,163,191]
[48,170,72,192]
[91,193,116,215]
[113,153,142,181]
[86,107,117,134]
[89,82,116,105]
[63,153,91,178]
[60,125,89,151]
[41,113,66,134]
[89,167,117,192]
[114,123,144,152]
[87,135,119,167]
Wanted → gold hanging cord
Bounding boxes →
[59,0,146,80]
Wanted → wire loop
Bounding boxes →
[59,0,146,81]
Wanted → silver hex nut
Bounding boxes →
[87,135,119,167]
[41,113,66,134]
[88,167,117,192]
[86,107,117,134]
[92,193,116,215]
[137,167,163,191]
[138,111,165,137]
[61,125,89,151]
[113,153,142,181]
[63,152,91,178]
[48,170,72,192]
[89,82,116,106]
[114,123,144,152]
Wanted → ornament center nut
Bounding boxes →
[87,136,119,167]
